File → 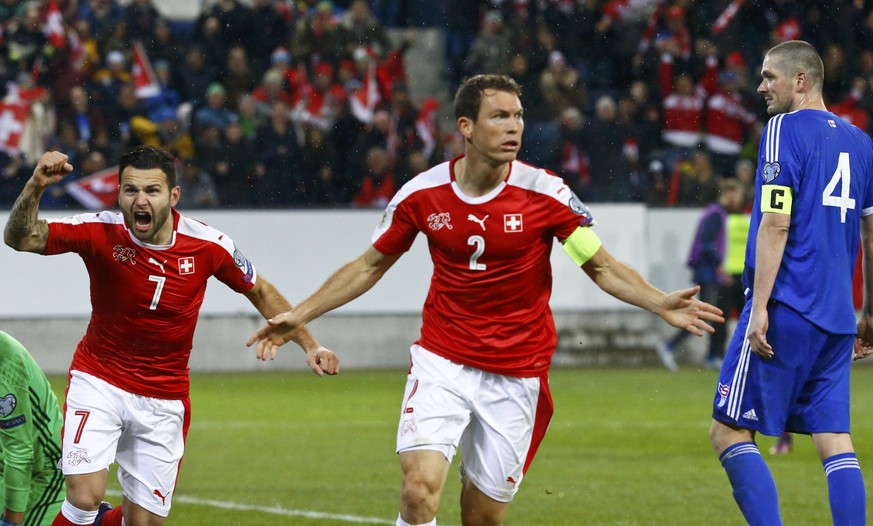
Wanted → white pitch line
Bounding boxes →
[104,490,394,524]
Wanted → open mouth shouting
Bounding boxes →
[132,210,153,234]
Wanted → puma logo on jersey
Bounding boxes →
[467,213,489,231]
[148,257,167,273]
[153,488,170,506]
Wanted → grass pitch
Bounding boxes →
[49,365,873,525]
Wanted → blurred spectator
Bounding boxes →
[539,50,586,121]
[177,46,214,106]
[464,10,513,76]
[352,145,395,208]
[550,106,588,198]
[58,86,109,148]
[581,95,626,201]
[91,50,132,101]
[194,83,238,130]
[193,15,228,75]
[252,69,292,115]
[301,127,345,205]
[291,1,343,67]
[220,46,257,112]
[704,68,759,177]
[658,46,717,169]
[207,0,254,50]
[247,0,290,75]
[667,149,720,206]
[145,18,183,67]
[212,120,257,207]
[177,159,220,209]
[4,3,49,76]
[130,105,195,162]
[254,100,305,206]
[125,0,162,43]
[336,0,393,60]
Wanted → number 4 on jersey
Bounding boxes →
[822,152,855,223]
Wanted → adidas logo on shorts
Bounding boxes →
[742,409,759,421]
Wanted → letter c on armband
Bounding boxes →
[761,185,793,215]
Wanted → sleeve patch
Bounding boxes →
[0,393,16,417]
[562,227,602,266]
[761,185,793,215]
[0,415,25,429]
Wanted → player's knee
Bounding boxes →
[400,475,441,518]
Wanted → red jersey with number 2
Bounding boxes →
[44,209,256,399]
[372,157,595,377]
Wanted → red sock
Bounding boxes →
[100,506,124,526]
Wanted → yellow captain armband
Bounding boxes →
[761,184,793,215]
[562,227,602,266]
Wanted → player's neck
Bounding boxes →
[792,93,827,112]
[454,156,509,197]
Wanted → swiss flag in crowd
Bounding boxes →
[349,57,380,124]
[0,84,30,155]
[43,0,66,49]
[65,166,119,209]
[132,41,160,99]
[415,98,440,159]
[712,0,745,35]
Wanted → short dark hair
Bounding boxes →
[766,40,824,91]
[454,74,522,121]
[118,146,177,188]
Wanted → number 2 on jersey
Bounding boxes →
[468,235,486,271]
[822,152,855,223]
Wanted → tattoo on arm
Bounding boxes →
[4,186,48,252]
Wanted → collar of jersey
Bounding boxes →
[450,180,506,204]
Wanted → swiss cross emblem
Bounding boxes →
[178,257,195,275]
[504,214,523,233]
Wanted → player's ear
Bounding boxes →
[458,116,473,140]
[170,185,180,207]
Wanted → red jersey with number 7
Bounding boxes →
[44,209,256,399]
[372,157,595,377]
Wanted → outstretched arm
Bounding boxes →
[581,245,724,336]
[247,246,401,356]
[244,276,339,376]
[4,152,73,253]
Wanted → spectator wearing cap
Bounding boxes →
[91,50,132,101]
[269,47,306,102]
[252,69,292,115]
[194,83,238,130]
[130,104,196,163]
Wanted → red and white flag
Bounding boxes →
[65,166,119,210]
[712,0,745,35]
[43,0,66,49]
[415,97,440,159]
[0,93,29,156]
[132,41,160,99]
[349,58,380,124]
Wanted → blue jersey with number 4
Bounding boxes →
[743,109,873,334]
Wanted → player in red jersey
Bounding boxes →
[248,75,723,526]
[4,146,338,526]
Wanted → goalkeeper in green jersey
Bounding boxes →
[0,331,64,526]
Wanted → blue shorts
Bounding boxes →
[712,299,853,436]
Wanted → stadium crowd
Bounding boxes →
[0,0,870,209]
